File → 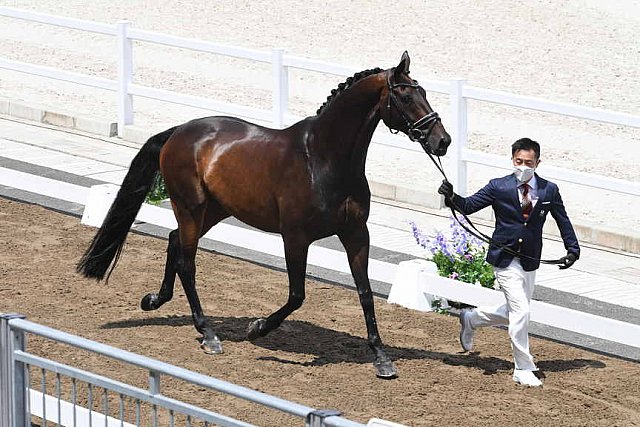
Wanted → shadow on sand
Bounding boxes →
[102,315,606,375]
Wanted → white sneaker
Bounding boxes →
[512,369,543,387]
[459,309,475,352]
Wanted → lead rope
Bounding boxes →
[423,151,565,265]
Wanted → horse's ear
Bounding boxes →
[395,51,411,76]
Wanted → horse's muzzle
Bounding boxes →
[418,134,450,157]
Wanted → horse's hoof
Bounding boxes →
[201,336,223,355]
[140,293,159,311]
[247,318,267,341]
[374,359,398,379]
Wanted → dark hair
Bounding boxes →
[511,137,540,160]
[316,67,384,115]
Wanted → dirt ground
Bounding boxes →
[1,197,639,426]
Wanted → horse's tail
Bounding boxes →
[77,126,178,282]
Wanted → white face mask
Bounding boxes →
[513,165,535,183]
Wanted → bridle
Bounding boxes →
[385,70,441,153]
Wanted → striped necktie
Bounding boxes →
[521,183,532,220]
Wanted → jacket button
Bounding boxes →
[524,222,528,226]
[518,238,523,243]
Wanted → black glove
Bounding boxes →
[558,252,577,270]
[438,180,454,199]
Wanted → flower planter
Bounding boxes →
[388,259,505,312]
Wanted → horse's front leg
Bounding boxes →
[247,235,308,340]
[339,223,397,379]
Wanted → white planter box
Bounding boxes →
[388,259,640,349]
[388,259,504,312]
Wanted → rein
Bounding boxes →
[422,151,565,266]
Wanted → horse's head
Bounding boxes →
[380,52,451,157]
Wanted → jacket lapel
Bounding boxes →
[530,174,548,219]
[508,174,521,208]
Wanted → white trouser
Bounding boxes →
[467,259,537,371]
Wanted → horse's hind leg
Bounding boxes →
[174,202,228,354]
[247,233,309,339]
[141,229,180,311]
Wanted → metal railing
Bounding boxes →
[0,6,639,200]
[0,314,370,427]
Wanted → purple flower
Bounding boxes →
[449,272,459,280]
[410,217,487,262]
[409,221,429,249]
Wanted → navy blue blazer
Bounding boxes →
[447,173,580,271]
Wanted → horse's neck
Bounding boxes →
[312,85,382,176]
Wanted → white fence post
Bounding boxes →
[271,48,288,129]
[0,313,28,427]
[117,20,134,137]
[449,78,468,196]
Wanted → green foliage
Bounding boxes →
[146,172,170,205]
[430,298,451,315]
[411,217,497,315]
[410,216,496,289]
[431,247,496,289]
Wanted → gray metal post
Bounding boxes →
[305,409,342,427]
[1,313,27,427]
[0,314,10,427]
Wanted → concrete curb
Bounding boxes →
[0,99,117,137]
[2,102,638,254]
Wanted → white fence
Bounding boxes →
[1,6,639,199]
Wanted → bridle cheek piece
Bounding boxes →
[385,71,441,153]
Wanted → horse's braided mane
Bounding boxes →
[316,67,385,115]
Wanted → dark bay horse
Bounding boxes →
[77,52,451,378]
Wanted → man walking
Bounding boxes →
[438,137,580,387]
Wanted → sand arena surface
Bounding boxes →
[1,198,640,426]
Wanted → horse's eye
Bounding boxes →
[400,93,412,103]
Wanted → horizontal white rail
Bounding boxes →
[0,167,89,204]
[29,389,136,427]
[128,28,272,62]
[0,6,115,35]
[461,149,640,196]
[420,274,640,348]
[282,55,359,76]
[0,58,117,92]
[128,83,273,122]
[280,54,452,94]
[464,85,640,128]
